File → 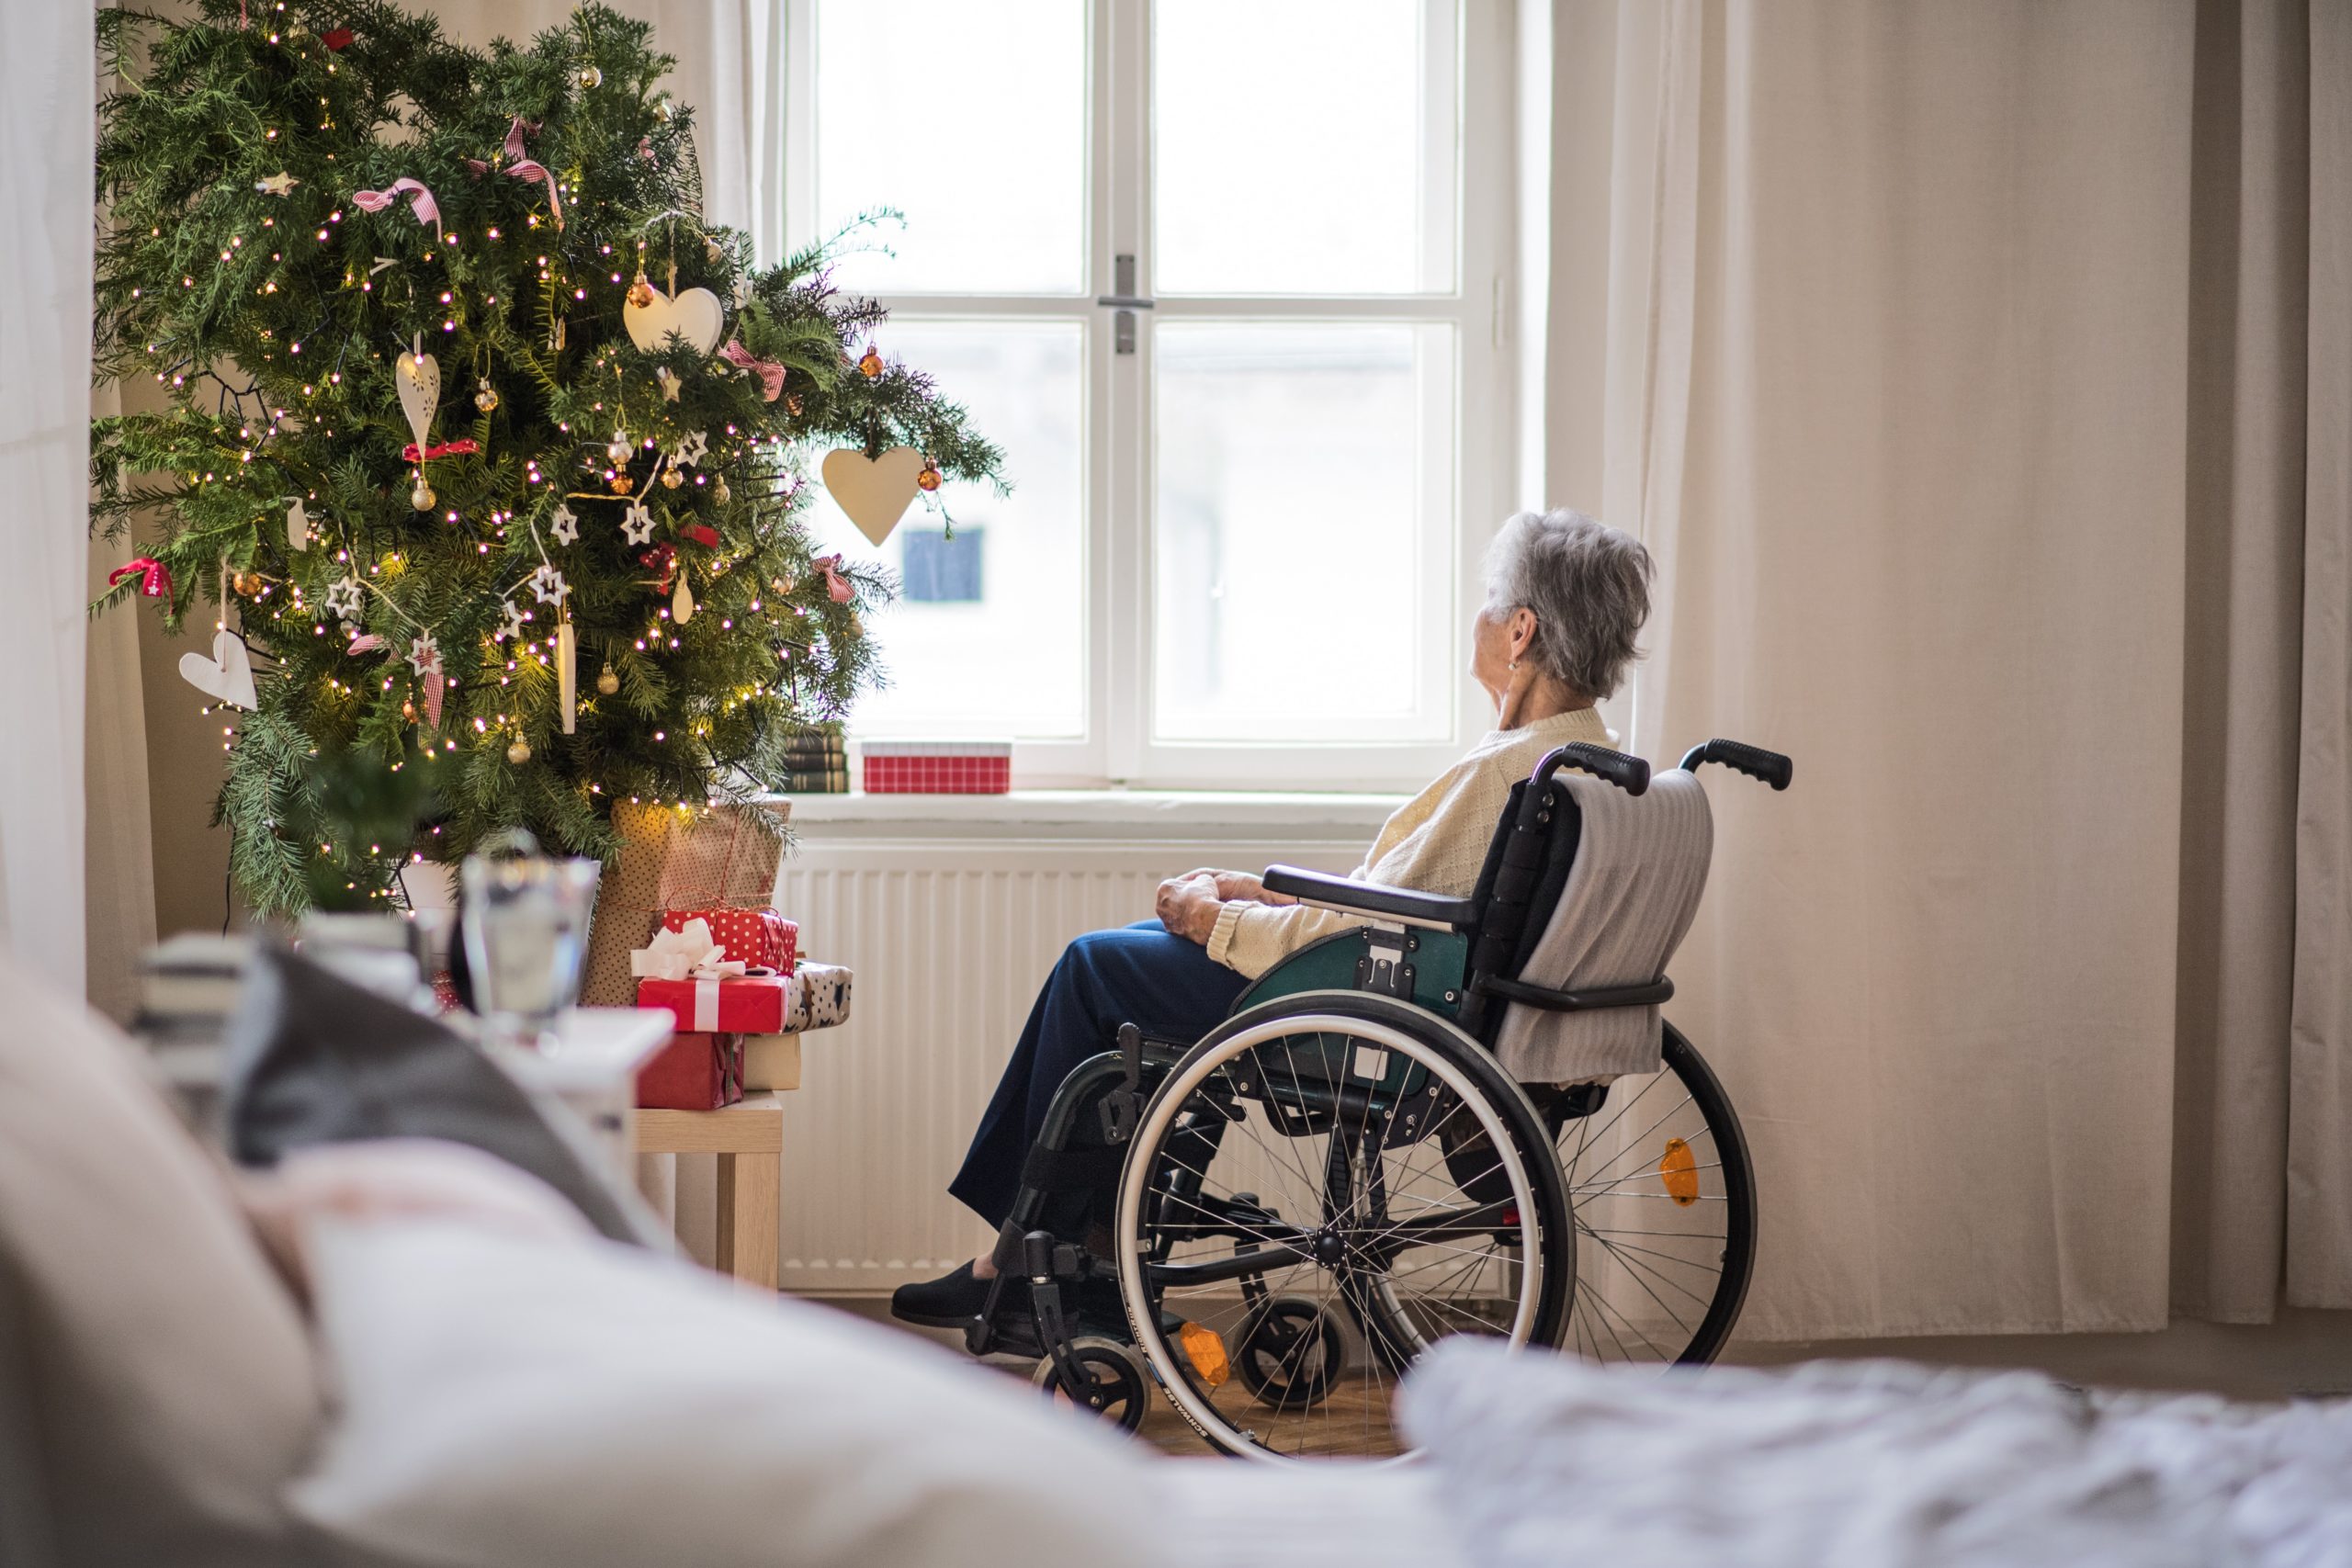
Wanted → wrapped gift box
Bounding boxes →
[637,972,791,1034]
[861,739,1011,795]
[661,907,797,975]
[742,1033,800,1092]
[637,1032,744,1111]
[784,961,852,1032]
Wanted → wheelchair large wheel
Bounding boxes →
[1549,1023,1757,1367]
[1113,992,1572,1463]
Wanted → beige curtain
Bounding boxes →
[1545,0,2348,1337]
[1,2,97,997]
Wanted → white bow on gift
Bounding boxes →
[628,918,749,983]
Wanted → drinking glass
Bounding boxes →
[459,829,601,1050]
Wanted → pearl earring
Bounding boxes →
[1509,659,1520,671]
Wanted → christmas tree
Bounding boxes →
[90,1,1000,916]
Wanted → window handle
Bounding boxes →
[1096,254,1154,354]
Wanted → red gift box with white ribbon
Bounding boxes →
[660,907,797,975]
[636,973,791,1034]
[629,916,793,1032]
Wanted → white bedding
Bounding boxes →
[281,1148,2349,1568]
[1400,1342,2352,1568]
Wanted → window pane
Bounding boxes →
[1154,322,1453,742]
[813,1,1087,294]
[1154,0,1454,295]
[806,322,1085,739]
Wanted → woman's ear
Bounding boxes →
[1509,606,1539,662]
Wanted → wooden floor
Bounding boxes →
[1132,1373,1401,1459]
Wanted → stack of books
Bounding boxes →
[774,724,850,794]
[133,932,254,1127]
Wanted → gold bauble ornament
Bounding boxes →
[575,64,603,89]
[609,474,635,495]
[411,479,435,511]
[473,379,500,412]
[784,392,804,417]
[606,432,634,466]
[626,273,656,309]
[713,476,731,503]
[401,698,417,723]
[856,347,884,379]
[652,95,674,123]
[595,663,620,695]
[507,737,532,765]
[916,461,942,492]
[660,467,684,490]
[230,569,265,597]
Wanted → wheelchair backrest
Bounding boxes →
[1461,768,1713,1084]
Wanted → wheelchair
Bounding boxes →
[961,738,1792,1461]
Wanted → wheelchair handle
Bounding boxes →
[1678,739,1793,791]
[1530,742,1651,800]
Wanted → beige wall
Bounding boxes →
[111,374,243,942]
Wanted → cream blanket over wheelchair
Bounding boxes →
[1492,769,1713,1084]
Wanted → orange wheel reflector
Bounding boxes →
[1178,1320,1231,1388]
[1659,1137,1701,1206]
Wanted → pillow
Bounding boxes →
[290,1208,1168,1568]
[235,1138,594,1299]
[0,949,322,1567]
[222,944,666,1248]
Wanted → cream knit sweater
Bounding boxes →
[1205,706,1617,979]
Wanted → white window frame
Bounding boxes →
[782,0,1514,791]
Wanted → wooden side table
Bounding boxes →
[635,1090,786,1290]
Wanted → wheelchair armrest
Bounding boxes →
[1261,865,1477,931]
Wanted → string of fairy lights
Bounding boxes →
[104,5,935,901]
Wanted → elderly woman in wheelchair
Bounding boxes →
[890,509,1792,1461]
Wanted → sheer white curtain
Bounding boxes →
[0,4,96,997]
[1539,0,2349,1337]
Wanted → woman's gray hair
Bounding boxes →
[1481,510,1655,700]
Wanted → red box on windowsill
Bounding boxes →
[861,740,1012,795]
[636,1032,745,1111]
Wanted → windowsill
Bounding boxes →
[758,787,1405,840]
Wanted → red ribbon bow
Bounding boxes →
[108,557,174,600]
[719,340,786,401]
[466,117,564,231]
[401,438,479,463]
[812,554,855,604]
[353,177,439,228]
[681,524,721,549]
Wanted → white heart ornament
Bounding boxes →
[395,347,440,451]
[623,286,725,356]
[179,628,258,710]
[285,497,311,552]
[820,446,926,546]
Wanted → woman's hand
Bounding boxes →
[1156,874,1224,944]
[1174,868,1297,907]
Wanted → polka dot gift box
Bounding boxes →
[659,907,797,976]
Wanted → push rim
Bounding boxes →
[1554,1024,1756,1367]
[1114,1005,1557,1464]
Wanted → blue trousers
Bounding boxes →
[949,921,1248,1229]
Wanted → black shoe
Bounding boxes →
[890,1262,995,1328]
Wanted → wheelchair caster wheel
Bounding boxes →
[1034,1336,1151,1434]
[1233,1295,1347,1411]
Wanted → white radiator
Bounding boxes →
[764,815,1372,1295]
